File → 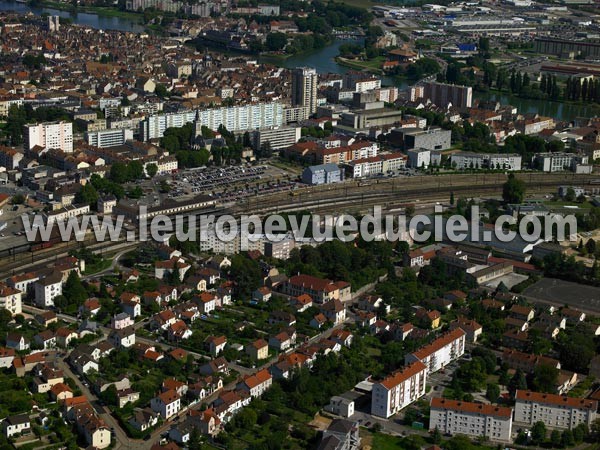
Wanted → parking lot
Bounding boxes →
[168,164,299,203]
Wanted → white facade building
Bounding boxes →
[140,103,284,141]
[86,128,133,148]
[0,283,22,315]
[451,152,522,171]
[405,328,465,373]
[371,361,428,418]
[429,397,513,442]
[514,390,598,429]
[407,148,431,168]
[24,121,73,153]
[151,390,181,419]
[34,274,63,308]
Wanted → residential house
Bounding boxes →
[269,331,295,352]
[205,335,227,356]
[246,339,269,360]
[237,369,273,398]
[252,287,272,303]
[2,415,31,438]
[108,327,136,348]
[6,333,29,352]
[449,317,482,343]
[199,357,229,376]
[55,328,78,348]
[151,389,181,420]
[321,299,346,325]
[129,408,160,432]
[290,294,313,312]
[34,330,56,350]
[317,419,360,450]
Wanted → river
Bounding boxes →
[1,0,598,121]
[475,91,600,122]
[261,39,407,89]
[0,0,144,32]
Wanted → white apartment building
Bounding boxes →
[0,97,24,118]
[371,361,427,418]
[514,390,598,429]
[24,121,73,153]
[253,126,301,150]
[347,152,407,178]
[86,128,133,148]
[34,273,63,308]
[376,87,399,103]
[45,204,91,225]
[0,283,22,315]
[451,152,522,171]
[429,397,513,442]
[533,153,588,173]
[140,103,284,140]
[405,328,465,373]
[292,67,318,114]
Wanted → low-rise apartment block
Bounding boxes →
[371,361,427,418]
[514,390,598,429]
[429,397,513,442]
[405,328,465,373]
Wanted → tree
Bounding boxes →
[146,163,158,178]
[75,183,99,208]
[450,191,455,205]
[508,369,527,396]
[550,429,561,447]
[127,160,145,180]
[532,364,559,393]
[432,427,442,445]
[564,187,576,202]
[561,429,575,447]
[63,271,87,306]
[586,238,596,256]
[573,423,587,443]
[486,383,500,403]
[154,84,168,98]
[229,254,262,299]
[531,421,547,445]
[266,32,287,51]
[502,173,526,204]
[110,162,128,184]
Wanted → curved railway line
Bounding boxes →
[0,172,597,276]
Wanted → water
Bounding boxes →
[0,0,144,32]
[475,91,600,122]
[1,0,597,120]
[261,39,408,89]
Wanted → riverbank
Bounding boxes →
[483,87,600,112]
[37,1,142,21]
[334,56,386,74]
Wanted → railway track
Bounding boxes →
[0,172,594,276]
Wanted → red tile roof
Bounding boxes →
[431,397,512,418]
[378,361,427,390]
[516,390,597,410]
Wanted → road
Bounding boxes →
[50,354,147,450]
[81,247,131,281]
[23,303,353,450]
